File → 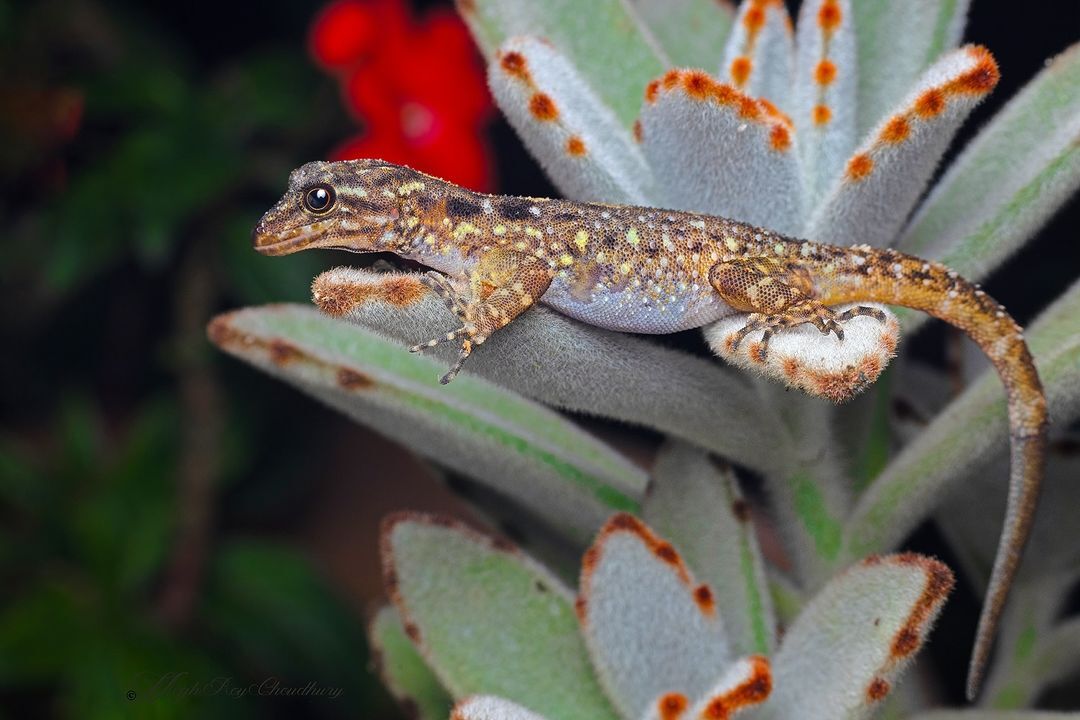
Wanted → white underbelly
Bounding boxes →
[540,279,734,334]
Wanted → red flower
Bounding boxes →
[309,0,495,191]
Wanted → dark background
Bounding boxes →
[1,0,1076,717]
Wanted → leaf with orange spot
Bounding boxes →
[488,36,657,204]
[313,266,789,476]
[643,442,777,656]
[631,0,736,69]
[457,0,667,126]
[207,304,646,545]
[638,69,804,234]
[383,514,619,720]
[753,554,954,720]
[369,605,454,720]
[851,0,971,136]
[577,513,732,720]
[684,655,772,719]
[720,0,794,111]
[807,45,999,246]
[900,42,1080,306]
[792,0,857,210]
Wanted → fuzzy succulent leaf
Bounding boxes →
[488,36,658,205]
[382,514,619,720]
[642,442,776,656]
[452,696,552,720]
[369,605,453,720]
[842,278,1080,561]
[792,0,858,209]
[807,44,999,246]
[851,0,970,137]
[899,42,1080,301]
[207,305,645,544]
[576,513,732,720]
[630,0,735,69]
[638,69,804,234]
[457,0,667,127]
[685,655,773,719]
[311,267,790,475]
[721,0,795,111]
[750,555,955,720]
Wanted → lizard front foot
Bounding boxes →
[409,272,485,384]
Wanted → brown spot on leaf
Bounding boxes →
[633,119,644,142]
[654,542,680,565]
[702,655,772,718]
[818,0,842,32]
[846,153,874,181]
[888,554,955,659]
[646,79,661,103]
[814,59,837,86]
[566,135,587,156]
[880,115,910,144]
[403,622,422,644]
[529,93,558,121]
[812,103,832,125]
[730,56,752,86]
[337,367,373,390]
[867,677,890,702]
[268,339,301,366]
[574,595,587,622]
[683,70,713,99]
[499,51,529,80]
[953,46,1000,93]
[658,693,689,720]
[694,584,717,615]
[915,89,946,117]
[769,123,791,151]
[743,5,766,32]
[732,498,751,522]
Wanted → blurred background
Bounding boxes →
[1,0,1076,717]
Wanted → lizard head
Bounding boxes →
[252,159,426,256]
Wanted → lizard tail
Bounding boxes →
[815,247,1048,700]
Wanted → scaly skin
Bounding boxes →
[254,159,1047,698]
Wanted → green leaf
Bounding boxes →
[755,554,954,720]
[457,0,668,127]
[312,267,788,476]
[851,0,970,137]
[629,0,734,69]
[383,513,619,720]
[842,278,1080,561]
[208,305,645,544]
[643,442,775,656]
[899,42,1080,320]
[369,606,453,720]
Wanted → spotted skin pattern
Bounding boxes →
[254,159,1047,697]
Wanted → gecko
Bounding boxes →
[253,158,1046,698]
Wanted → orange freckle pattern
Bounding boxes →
[814,59,837,85]
[565,135,587,156]
[529,92,558,121]
[730,56,753,87]
[812,103,832,125]
[846,153,874,181]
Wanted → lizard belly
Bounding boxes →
[539,275,734,334]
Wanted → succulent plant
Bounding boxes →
[209,0,1080,717]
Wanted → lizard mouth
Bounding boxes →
[252,222,330,256]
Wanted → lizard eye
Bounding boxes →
[303,184,336,214]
